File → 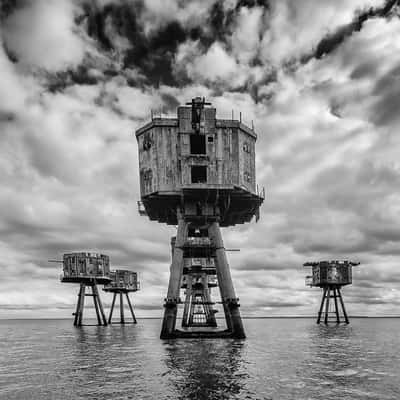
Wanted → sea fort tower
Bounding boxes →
[304,260,359,324]
[136,97,264,338]
[103,269,140,324]
[60,252,111,326]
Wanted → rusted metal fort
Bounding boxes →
[304,260,359,324]
[103,269,139,324]
[60,252,110,326]
[136,97,264,338]
[59,252,140,326]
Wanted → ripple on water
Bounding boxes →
[0,319,399,400]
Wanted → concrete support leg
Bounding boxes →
[125,293,137,324]
[92,285,102,325]
[120,292,125,324]
[108,292,117,324]
[181,290,190,327]
[93,284,107,326]
[208,221,245,339]
[188,294,195,326]
[74,283,85,326]
[160,214,187,339]
[77,284,86,326]
[333,288,340,323]
[324,287,331,324]
[317,288,326,324]
[181,276,192,328]
[337,288,349,324]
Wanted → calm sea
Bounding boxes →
[0,318,399,399]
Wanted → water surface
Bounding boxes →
[0,318,398,399]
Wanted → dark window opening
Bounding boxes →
[143,139,152,151]
[143,133,152,151]
[190,134,206,154]
[191,166,207,183]
[207,136,214,143]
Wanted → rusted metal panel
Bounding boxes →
[105,269,139,291]
[139,126,158,196]
[223,129,231,184]
[62,253,110,279]
[204,108,216,133]
[237,128,256,192]
[178,107,192,133]
[230,128,239,185]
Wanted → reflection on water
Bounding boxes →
[163,340,249,400]
[0,319,399,400]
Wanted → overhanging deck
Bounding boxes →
[61,276,111,285]
[140,186,264,226]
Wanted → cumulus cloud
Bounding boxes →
[3,0,86,72]
[177,41,243,84]
[230,6,264,63]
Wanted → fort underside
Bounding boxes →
[140,186,263,227]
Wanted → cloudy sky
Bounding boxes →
[1,0,400,319]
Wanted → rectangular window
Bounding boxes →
[191,166,207,183]
[190,134,206,154]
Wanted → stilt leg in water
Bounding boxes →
[208,222,245,339]
[92,285,102,325]
[120,292,125,324]
[93,284,107,326]
[324,287,330,324]
[77,285,86,326]
[108,292,117,324]
[160,214,187,339]
[181,290,190,327]
[126,293,137,323]
[317,288,326,324]
[333,288,340,323]
[74,283,85,326]
[337,288,349,324]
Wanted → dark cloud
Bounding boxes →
[160,93,180,112]
[0,0,18,20]
[46,66,102,93]
[206,2,236,45]
[306,0,400,61]
[0,110,16,122]
[81,2,188,86]
[350,60,380,80]
[78,0,269,89]
[235,0,270,9]
[370,65,400,126]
